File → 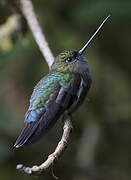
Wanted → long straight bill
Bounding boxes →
[79,15,111,55]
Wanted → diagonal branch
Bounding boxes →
[16,0,73,176]
[19,0,54,67]
[16,118,73,175]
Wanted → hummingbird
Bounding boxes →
[14,15,110,148]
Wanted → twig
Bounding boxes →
[19,0,54,67]
[16,118,73,175]
[16,0,73,176]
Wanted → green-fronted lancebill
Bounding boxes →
[14,15,110,148]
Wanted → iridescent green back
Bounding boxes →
[29,72,72,110]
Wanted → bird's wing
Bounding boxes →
[14,75,81,148]
[68,72,92,114]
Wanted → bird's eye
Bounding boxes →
[65,57,72,63]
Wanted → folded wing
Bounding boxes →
[14,75,82,148]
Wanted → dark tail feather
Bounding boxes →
[14,102,64,148]
[25,103,63,145]
[14,122,39,148]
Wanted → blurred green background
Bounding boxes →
[0,0,131,179]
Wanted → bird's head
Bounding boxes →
[51,50,88,74]
[51,15,110,74]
